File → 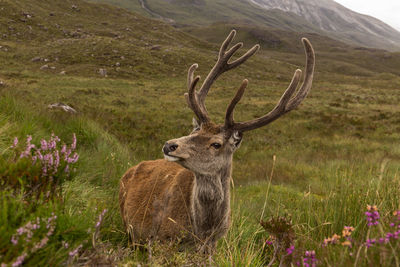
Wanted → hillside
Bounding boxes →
[89,0,400,51]
[1,0,400,266]
[250,0,400,50]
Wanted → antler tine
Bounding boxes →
[225,79,248,129]
[185,76,208,122]
[187,63,198,91]
[227,44,260,71]
[219,30,236,56]
[286,38,315,110]
[229,38,315,132]
[185,63,199,110]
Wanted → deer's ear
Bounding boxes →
[192,117,200,131]
[230,131,242,149]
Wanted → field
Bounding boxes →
[1,0,400,266]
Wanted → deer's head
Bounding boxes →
[163,30,315,175]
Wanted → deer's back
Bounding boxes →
[119,159,194,242]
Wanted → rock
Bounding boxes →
[150,45,161,51]
[40,64,49,70]
[0,81,5,87]
[31,56,41,62]
[50,66,56,70]
[59,71,66,75]
[48,103,77,114]
[115,62,121,67]
[22,12,33,19]
[71,5,79,10]
[98,68,107,77]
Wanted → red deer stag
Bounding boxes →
[119,30,315,253]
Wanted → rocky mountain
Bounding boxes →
[248,0,400,50]
[89,0,400,51]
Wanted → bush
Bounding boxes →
[0,133,79,200]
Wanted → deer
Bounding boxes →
[119,30,315,254]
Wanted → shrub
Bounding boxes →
[0,133,79,200]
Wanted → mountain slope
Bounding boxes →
[88,0,400,51]
[249,0,400,50]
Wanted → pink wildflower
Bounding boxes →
[286,245,295,255]
[10,137,18,148]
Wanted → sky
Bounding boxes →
[334,0,400,31]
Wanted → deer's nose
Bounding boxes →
[163,142,178,154]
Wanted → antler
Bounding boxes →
[224,38,315,132]
[185,30,260,123]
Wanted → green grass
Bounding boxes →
[1,0,400,265]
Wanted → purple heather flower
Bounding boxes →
[33,237,49,251]
[42,165,47,176]
[48,153,54,168]
[365,239,376,248]
[63,147,71,160]
[11,235,18,245]
[386,232,395,239]
[32,155,37,165]
[286,245,295,255]
[67,152,79,164]
[11,253,27,267]
[303,250,317,267]
[62,241,69,248]
[265,240,273,246]
[54,150,60,169]
[10,137,18,148]
[41,139,48,151]
[36,150,43,161]
[16,227,24,235]
[69,244,82,258]
[365,211,380,226]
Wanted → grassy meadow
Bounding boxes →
[1,0,400,266]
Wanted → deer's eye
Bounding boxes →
[211,143,222,149]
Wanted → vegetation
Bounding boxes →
[0,0,400,265]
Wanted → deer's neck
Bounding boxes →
[191,163,232,241]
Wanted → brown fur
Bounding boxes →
[119,122,236,252]
[119,159,194,241]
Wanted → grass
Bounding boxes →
[1,0,400,265]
